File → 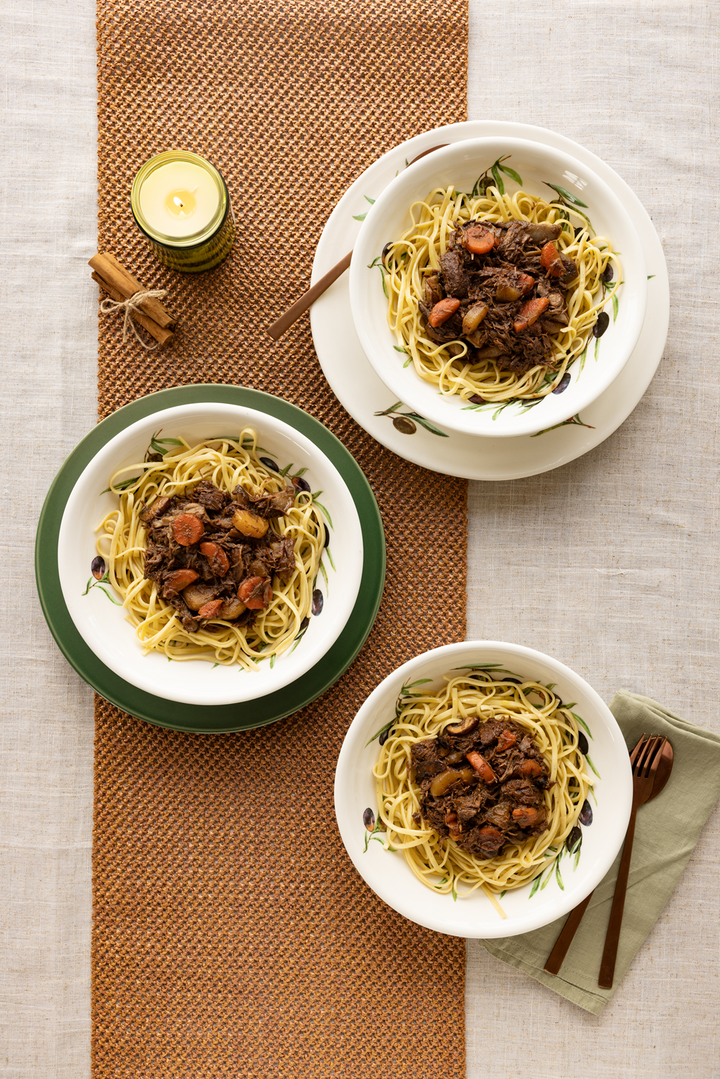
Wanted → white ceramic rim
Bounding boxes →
[310,120,669,479]
[58,402,364,706]
[334,640,633,938]
[348,135,647,438]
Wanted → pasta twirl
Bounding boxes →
[372,669,592,902]
[94,429,326,670]
[382,183,619,405]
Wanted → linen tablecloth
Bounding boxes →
[3,2,719,1076]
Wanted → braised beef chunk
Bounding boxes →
[439,249,470,298]
[192,480,230,512]
[417,216,577,376]
[411,717,551,859]
[142,480,297,629]
[251,487,295,518]
[139,495,171,525]
[254,535,297,582]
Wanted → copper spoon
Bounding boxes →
[544,734,674,977]
[266,144,449,341]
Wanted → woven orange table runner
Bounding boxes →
[94,2,468,1075]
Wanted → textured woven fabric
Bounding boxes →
[94,2,468,1076]
[481,694,720,1014]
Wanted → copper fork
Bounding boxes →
[597,734,665,988]
[544,734,673,977]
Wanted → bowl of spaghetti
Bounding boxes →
[334,641,632,938]
[349,137,646,438]
[58,402,364,706]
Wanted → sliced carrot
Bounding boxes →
[496,730,517,752]
[197,599,224,619]
[172,513,204,546]
[520,759,544,778]
[540,241,565,278]
[463,225,495,255]
[164,569,200,591]
[466,750,497,784]
[238,576,273,609]
[428,297,461,327]
[200,541,230,577]
[513,296,549,333]
[540,241,559,270]
[517,272,535,295]
[512,806,539,826]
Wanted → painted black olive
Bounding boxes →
[578,732,589,755]
[91,556,106,580]
[259,456,280,472]
[393,416,416,435]
[566,825,582,853]
[552,372,572,395]
[299,616,310,633]
[593,312,610,338]
[602,263,614,282]
[574,225,586,238]
[311,588,324,616]
[378,726,393,746]
[382,241,393,264]
[363,807,375,830]
[468,394,486,404]
[579,799,593,826]
[292,475,311,492]
[324,524,330,548]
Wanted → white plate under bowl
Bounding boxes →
[334,640,632,938]
[349,136,647,439]
[310,121,668,479]
[59,402,364,706]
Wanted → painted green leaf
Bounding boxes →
[312,499,334,529]
[365,719,395,746]
[543,181,589,207]
[101,474,142,494]
[585,753,601,778]
[497,162,522,184]
[406,413,449,438]
[570,711,592,738]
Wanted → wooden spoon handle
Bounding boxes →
[544,889,594,975]
[598,802,639,988]
[267,250,352,340]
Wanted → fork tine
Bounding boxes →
[644,736,665,776]
[629,734,648,765]
[634,736,656,773]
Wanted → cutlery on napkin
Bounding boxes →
[477,692,720,1014]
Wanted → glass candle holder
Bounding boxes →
[130,151,235,273]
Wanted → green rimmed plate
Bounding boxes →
[35,385,386,733]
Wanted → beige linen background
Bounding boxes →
[2,1,718,1077]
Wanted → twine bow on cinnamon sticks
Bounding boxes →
[90,253,177,348]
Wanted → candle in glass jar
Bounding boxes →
[131,151,235,273]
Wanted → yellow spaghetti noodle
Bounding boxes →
[383,184,620,404]
[372,669,592,903]
[94,429,326,670]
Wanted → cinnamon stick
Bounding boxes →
[91,272,175,347]
[89,253,175,329]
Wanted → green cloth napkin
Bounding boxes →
[479,691,720,1014]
